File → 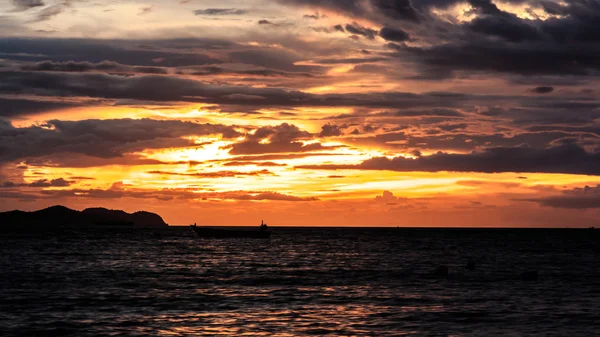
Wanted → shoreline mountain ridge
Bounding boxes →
[0,205,168,228]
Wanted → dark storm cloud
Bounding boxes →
[0,98,85,117]
[372,0,422,22]
[504,103,600,126]
[297,143,600,175]
[19,60,168,74]
[184,65,314,78]
[530,86,554,94]
[227,48,318,72]
[379,27,411,42]
[0,119,240,163]
[345,23,378,39]
[0,70,498,110]
[0,71,301,104]
[193,8,247,15]
[525,185,600,209]
[278,0,366,17]
[526,125,600,136]
[466,15,543,42]
[315,56,388,64]
[0,38,223,67]
[279,0,422,22]
[24,154,168,168]
[384,0,600,77]
[376,108,463,117]
[438,123,468,131]
[393,40,600,76]
[540,1,600,44]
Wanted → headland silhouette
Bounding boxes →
[0,205,168,228]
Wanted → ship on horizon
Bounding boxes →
[190,220,271,239]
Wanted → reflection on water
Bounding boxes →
[1,227,599,336]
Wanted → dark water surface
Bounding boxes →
[1,227,599,336]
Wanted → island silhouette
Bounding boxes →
[0,205,168,228]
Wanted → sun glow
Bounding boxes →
[146,138,235,163]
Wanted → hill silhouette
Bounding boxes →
[0,205,168,228]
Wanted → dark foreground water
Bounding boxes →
[1,227,599,336]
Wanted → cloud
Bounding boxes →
[279,0,422,22]
[296,143,600,175]
[1,184,319,202]
[226,123,334,155]
[438,123,468,131]
[359,129,595,153]
[139,6,153,15]
[303,12,326,19]
[379,27,411,42]
[466,15,542,43]
[318,123,343,137]
[1,178,72,188]
[375,190,396,203]
[313,56,388,64]
[373,0,422,22]
[378,108,463,117]
[24,154,168,168]
[525,185,600,209]
[194,8,247,15]
[30,0,78,22]
[12,0,44,10]
[228,142,337,155]
[222,161,287,167]
[0,118,240,163]
[184,65,314,78]
[382,0,600,77]
[1,70,497,111]
[19,60,168,74]
[0,38,223,67]
[33,4,64,22]
[225,191,318,201]
[344,22,377,39]
[530,86,554,94]
[374,190,418,208]
[212,152,351,162]
[146,169,276,178]
[0,98,92,117]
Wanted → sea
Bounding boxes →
[1,227,599,336]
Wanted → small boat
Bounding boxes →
[190,221,272,239]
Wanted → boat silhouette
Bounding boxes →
[190,221,272,238]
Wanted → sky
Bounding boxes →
[2,0,600,227]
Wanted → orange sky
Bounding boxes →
[2,0,600,226]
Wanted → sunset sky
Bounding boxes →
[2,0,600,226]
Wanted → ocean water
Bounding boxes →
[1,227,599,336]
